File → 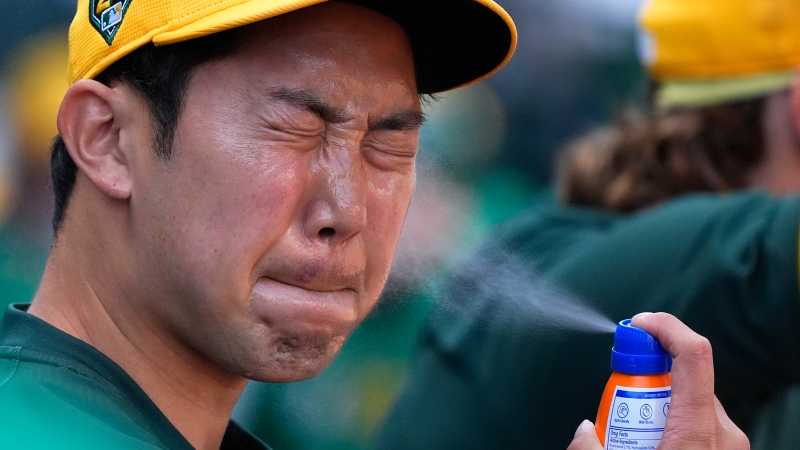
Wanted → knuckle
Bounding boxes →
[686,335,713,360]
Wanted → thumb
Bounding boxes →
[567,420,604,450]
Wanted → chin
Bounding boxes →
[245,332,347,382]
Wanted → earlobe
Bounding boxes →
[57,79,132,200]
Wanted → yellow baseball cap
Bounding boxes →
[69,0,517,94]
[637,0,800,107]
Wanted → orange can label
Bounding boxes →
[602,386,670,449]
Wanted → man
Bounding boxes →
[0,0,745,449]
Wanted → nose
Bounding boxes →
[303,144,367,246]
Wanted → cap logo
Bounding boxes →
[90,0,132,45]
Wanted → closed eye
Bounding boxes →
[370,110,426,132]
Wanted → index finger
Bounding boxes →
[630,313,704,358]
[631,312,715,408]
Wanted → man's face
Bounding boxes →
[127,3,422,381]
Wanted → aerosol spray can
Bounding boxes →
[595,319,672,449]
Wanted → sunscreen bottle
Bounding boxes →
[595,319,672,450]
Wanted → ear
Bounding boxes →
[57,79,132,199]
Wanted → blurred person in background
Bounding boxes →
[376,0,800,448]
[0,33,69,315]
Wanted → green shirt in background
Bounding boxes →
[376,191,800,449]
[0,304,270,450]
[0,222,49,318]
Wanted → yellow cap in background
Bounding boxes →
[8,33,69,166]
[637,0,800,107]
[69,0,517,94]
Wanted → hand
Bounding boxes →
[567,312,749,450]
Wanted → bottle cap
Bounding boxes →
[611,319,673,375]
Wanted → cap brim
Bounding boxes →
[656,70,797,108]
[350,0,516,93]
[153,0,516,94]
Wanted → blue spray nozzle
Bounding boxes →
[611,318,672,375]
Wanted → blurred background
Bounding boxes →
[0,0,647,448]
[0,0,74,317]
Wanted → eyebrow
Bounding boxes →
[265,87,426,131]
[267,87,346,123]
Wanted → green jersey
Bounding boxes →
[0,304,270,449]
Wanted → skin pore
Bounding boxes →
[29,3,423,449]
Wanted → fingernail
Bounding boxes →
[633,312,654,321]
[575,419,594,437]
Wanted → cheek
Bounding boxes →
[362,172,416,295]
[160,152,311,297]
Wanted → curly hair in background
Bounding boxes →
[557,95,768,212]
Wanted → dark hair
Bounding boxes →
[556,96,767,213]
[50,31,240,234]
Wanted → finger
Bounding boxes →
[567,420,604,450]
[631,312,715,405]
[630,312,709,366]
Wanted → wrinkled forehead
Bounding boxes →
[222,3,421,106]
[240,3,413,67]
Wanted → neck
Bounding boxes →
[28,223,246,450]
[746,89,800,195]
